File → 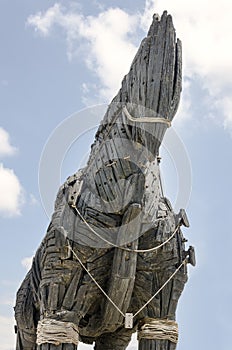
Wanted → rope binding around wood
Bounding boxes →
[138,318,179,343]
[123,105,172,127]
[36,318,79,346]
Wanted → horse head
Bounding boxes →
[92,11,182,164]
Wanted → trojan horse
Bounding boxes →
[15,11,195,350]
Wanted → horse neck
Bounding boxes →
[86,107,136,168]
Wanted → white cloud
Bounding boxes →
[29,194,39,206]
[0,163,24,217]
[174,78,193,127]
[0,127,17,158]
[0,128,24,217]
[215,96,232,133]
[144,0,232,82]
[27,4,138,101]
[27,1,232,132]
[21,256,33,271]
[143,0,232,129]
[27,3,63,36]
[0,315,15,350]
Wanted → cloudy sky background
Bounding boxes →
[1,0,232,349]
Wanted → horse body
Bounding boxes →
[15,11,193,350]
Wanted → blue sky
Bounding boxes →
[0,0,232,349]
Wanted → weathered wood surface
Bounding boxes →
[14,11,194,350]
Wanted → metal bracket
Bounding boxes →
[186,246,196,266]
[176,208,190,227]
[125,313,133,328]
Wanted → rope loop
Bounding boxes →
[72,204,180,253]
[123,106,171,127]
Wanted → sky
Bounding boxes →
[0,0,232,349]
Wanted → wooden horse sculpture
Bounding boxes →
[15,11,195,350]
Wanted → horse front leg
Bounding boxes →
[138,339,176,350]
[134,204,190,350]
[136,269,185,350]
[37,344,76,350]
[136,253,188,350]
[15,270,38,350]
[35,229,81,350]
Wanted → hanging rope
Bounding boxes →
[133,259,187,317]
[71,204,180,253]
[138,318,178,343]
[66,237,187,324]
[66,239,125,317]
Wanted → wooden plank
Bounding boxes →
[100,203,142,328]
[158,15,176,118]
[62,344,76,350]
[62,268,83,310]
[168,39,182,120]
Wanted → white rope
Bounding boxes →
[133,259,187,317]
[67,242,125,317]
[72,204,180,253]
[123,106,171,127]
[36,318,79,346]
[138,318,178,343]
[67,238,187,321]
